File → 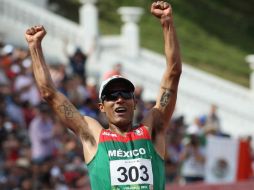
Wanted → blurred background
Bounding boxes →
[0,0,254,189]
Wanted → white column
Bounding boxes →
[79,0,98,54]
[246,55,254,95]
[118,7,143,59]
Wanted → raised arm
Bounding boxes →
[25,26,101,158]
[154,1,182,125]
[143,1,182,156]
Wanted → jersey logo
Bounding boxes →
[102,131,117,137]
[134,128,143,136]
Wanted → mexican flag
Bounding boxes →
[205,135,252,184]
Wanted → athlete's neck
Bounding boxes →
[108,123,133,135]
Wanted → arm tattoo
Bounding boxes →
[160,88,172,107]
[58,101,76,119]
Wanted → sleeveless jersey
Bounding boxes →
[87,124,165,190]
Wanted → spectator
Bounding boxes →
[180,130,206,184]
[165,134,183,183]
[28,102,58,189]
[103,62,123,80]
[85,77,99,101]
[6,92,26,128]
[79,98,99,120]
[69,47,88,80]
[205,104,221,134]
[49,63,68,89]
[165,115,185,184]
[0,111,8,152]
[0,59,10,86]
[28,102,56,164]
[0,44,15,80]
[13,59,40,106]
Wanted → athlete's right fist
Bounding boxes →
[25,25,46,46]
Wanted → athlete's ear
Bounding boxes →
[98,102,105,113]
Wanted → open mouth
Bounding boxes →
[115,107,127,114]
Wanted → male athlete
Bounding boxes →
[25,1,181,189]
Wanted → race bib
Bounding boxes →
[110,158,153,186]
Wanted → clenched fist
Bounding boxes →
[151,1,172,26]
[25,25,46,46]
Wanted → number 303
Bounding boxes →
[117,165,149,182]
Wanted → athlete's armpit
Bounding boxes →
[80,129,96,146]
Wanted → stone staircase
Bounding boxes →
[0,0,83,63]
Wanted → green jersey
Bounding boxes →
[87,124,165,190]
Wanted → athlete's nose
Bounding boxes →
[115,95,124,102]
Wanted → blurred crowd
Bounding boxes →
[0,42,253,190]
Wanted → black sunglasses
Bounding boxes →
[101,91,134,102]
